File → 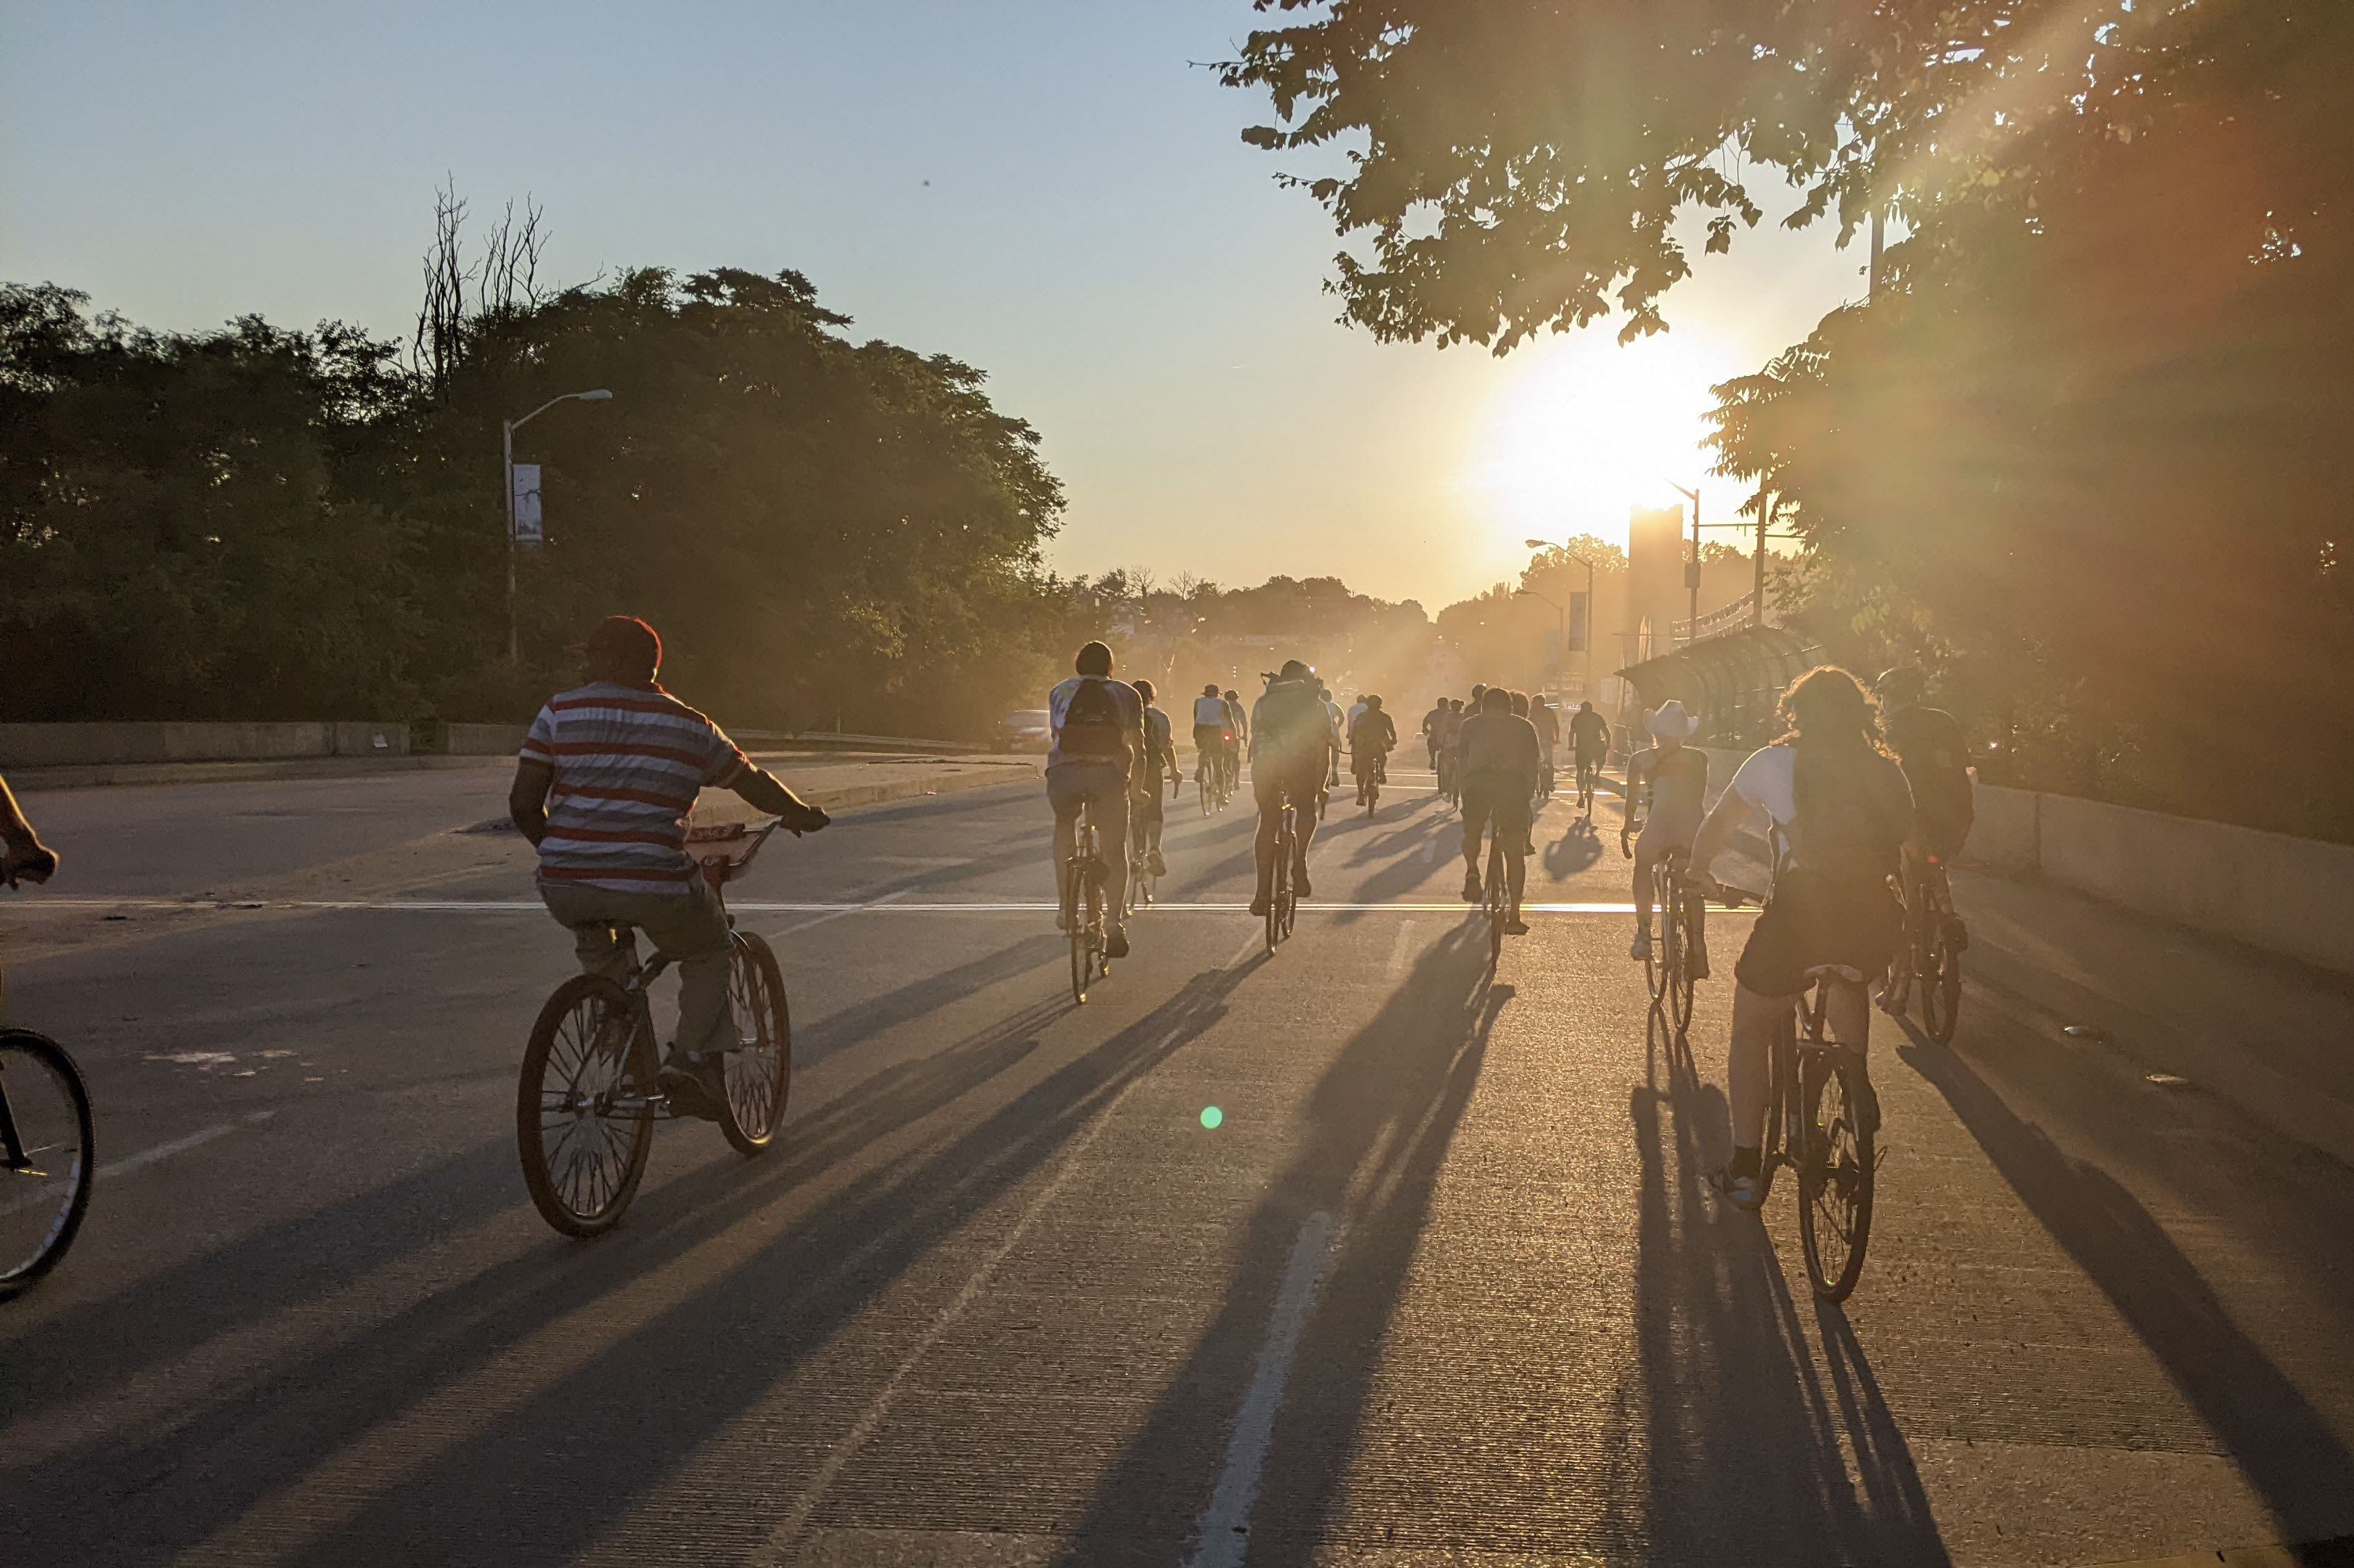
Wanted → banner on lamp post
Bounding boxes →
[1568,591,1589,653]
[510,463,544,548]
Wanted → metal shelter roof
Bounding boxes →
[1616,624,1823,749]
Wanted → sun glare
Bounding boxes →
[1465,327,1745,559]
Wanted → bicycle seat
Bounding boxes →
[1803,963,1868,984]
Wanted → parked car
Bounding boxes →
[995,709,1052,751]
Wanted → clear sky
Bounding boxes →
[1,0,1865,610]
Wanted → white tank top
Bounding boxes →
[1193,696,1229,726]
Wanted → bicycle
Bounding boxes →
[1885,850,1966,1043]
[1576,754,1602,814]
[1064,799,1114,1003]
[0,1025,95,1301]
[1703,879,1882,1302]
[1358,751,1386,816]
[1264,800,1301,953]
[1629,844,1699,1037]
[516,818,795,1238]
[1125,797,1158,917]
[1482,825,1510,969]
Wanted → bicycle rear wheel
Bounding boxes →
[518,976,654,1237]
[719,932,791,1156]
[1486,838,1507,967]
[1797,1045,1878,1302]
[1067,857,1091,1003]
[1920,907,1963,1044]
[1668,881,1698,1037]
[0,1030,94,1299]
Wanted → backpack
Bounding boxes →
[1059,677,1129,761]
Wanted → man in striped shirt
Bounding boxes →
[510,616,827,1116]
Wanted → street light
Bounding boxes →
[1664,483,1701,644]
[1523,536,1597,703]
[503,389,614,664]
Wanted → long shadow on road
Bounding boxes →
[1614,1018,1949,1564]
[1899,1003,2354,1544]
[12,963,1260,1565]
[1059,923,1504,1563]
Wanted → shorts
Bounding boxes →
[1733,867,1902,998]
[1574,748,1608,772]
[1193,724,1226,761]
[1047,763,1131,838]
[1459,776,1531,851]
[1915,807,1972,862]
[1253,765,1324,814]
[1633,812,1701,861]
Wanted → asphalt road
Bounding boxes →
[2,764,2351,1566]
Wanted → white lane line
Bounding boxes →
[1,1108,277,1216]
[759,1061,1157,1564]
[1189,1210,1337,1568]
[773,888,908,936]
[1229,931,1265,968]
[1385,920,1417,980]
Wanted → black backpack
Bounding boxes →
[1059,677,1129,760]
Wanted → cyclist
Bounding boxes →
[1345,692,1369,740]
[1685,666,1913,1209]
[1,774,61,886]
[1874,665,1975,1007]
[1422,697,1459,796]
[1319,684,1345,793]
[1421,698,1449,772]
[1133,678,1179,878]
[1192,682,1231,796]
[1350,695,1398,804]
[1621,700,1710,975]
[1458,687,1541,934]
[510,615,830,1116]
[1531,695,1560,796]
[1569,700,1612,802]
[1046,640,1146,957]
[1221,689,1249,792]
[1248,659,1335,915]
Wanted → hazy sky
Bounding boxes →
[2,1,1866,610]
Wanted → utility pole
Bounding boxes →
[1755,492,1769,629]
[500,388,614,664]
[1667,483,1701,643]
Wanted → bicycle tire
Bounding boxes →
[517,975,655,1238]
[1486,837,1507,967]
[1921,909,1962,1045]
[0,1029,95,1299]
[1668,878,1698,1037]
[719,932,791,1156]
[1086,851,1108,983]
[1797,1045,1877,1302]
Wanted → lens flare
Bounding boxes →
[1200,1106,1223,1130]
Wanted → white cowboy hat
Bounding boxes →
[1645,700,1702,739]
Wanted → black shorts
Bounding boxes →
[1734,868,1903,998]
[1460,776,1531,848]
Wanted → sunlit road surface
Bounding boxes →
[3,767,2352,1567]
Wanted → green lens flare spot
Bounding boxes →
[1199,1106,1223,1130]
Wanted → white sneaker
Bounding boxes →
[1629,930,1653,962]
[1709,1164,1764,1212]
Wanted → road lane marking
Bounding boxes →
[775,888,908,936]
[759,1045,1162,1563]
[1189,1210,1337,1568]
[2,1109,277,1218]
[1385,920,1417,979]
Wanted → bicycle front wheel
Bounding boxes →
[720,932,791,1156]
[1797,1046,1878,1302]
[518,976,654,1238]
[0,1030,94,1299]
[1067,859,1092,1003]
[1921,917,1962,1044]
[1668,887,1698,1036]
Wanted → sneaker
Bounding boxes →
[1294,867,1313,899]
[1707,1164,1764,1212]
[1147,849,1168,877]
[658,1050,728,1122]
[1106,923,1131,960]
[1249,894,1271,917]
[1629,930,1653,962]
[1462,873,1482,903]
[1505,918,1531,936]
[1055,907,1072,933]
[1690,944,1711,981]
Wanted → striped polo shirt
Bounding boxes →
[520,682,749,894]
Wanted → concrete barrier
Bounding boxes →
[0,721,408,767]
[437,722,529,756]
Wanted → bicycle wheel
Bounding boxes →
[1067,858,1091,1003]
[1086,857,1109,978]
[1920,902,1963,1045]
[0,1030,95,1299]
[1486,839,1507,967]
[518,976,655,1238]
[1667,879,1698,1037]
[719,932,791,1156]
[1797,1045,1878,1302]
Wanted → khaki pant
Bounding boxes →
[539,876,735,1056]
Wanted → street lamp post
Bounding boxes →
[503,388,614,664]
[1523,538,1597,703]
[1666,483,1701,645]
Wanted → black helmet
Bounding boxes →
[1279,658,1313,680]
[1875,666,1927,705]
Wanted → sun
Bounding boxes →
[1465,326,1746,556]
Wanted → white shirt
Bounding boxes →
[1345,701,1368,736]
[1192,695,1229,727]
[1324,701,1344,743]
[1727,745,1798,867]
